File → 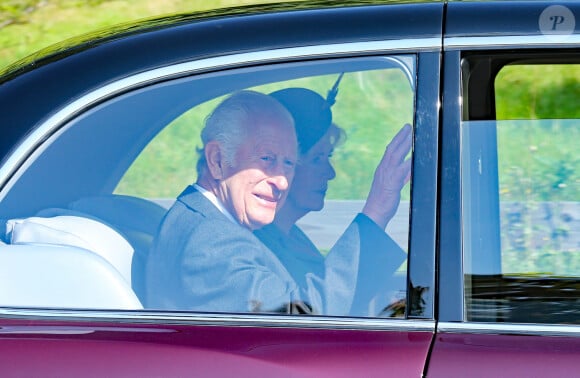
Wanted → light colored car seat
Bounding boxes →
[37,194,168,303]
[6,215,135,284]
[1,215,143,309]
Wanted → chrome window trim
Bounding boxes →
[438,321,580,337]
[445,35,580,50]
[0,37,438,192]
[0,309,435,332]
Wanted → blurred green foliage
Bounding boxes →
[496,65,580,120]
[115,69,415,200]
[0,0,301,70]
[496,65,580,202]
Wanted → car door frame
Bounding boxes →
[430,1,580,376]
[0,3,443,376]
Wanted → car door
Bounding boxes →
[429,2,580,377]
[0,3,443,377]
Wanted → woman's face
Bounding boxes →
[285,128,336,214]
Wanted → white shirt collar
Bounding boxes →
[193,184,237,224]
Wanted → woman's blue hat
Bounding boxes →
[270,74,343,154]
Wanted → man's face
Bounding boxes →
[219,116,297,230]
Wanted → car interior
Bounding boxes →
[0,55,415,311]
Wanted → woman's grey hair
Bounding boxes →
[196,90,293,177]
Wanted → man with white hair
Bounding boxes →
[146,90,316,313]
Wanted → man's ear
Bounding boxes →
[205,141,224,180]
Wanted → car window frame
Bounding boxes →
[0,38,440,331]
[440,24,580,333]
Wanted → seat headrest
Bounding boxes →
[5,215,134,284]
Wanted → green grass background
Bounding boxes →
[115,69,415,201]
[0,0,300,70]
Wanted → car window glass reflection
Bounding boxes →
[141,68,414,316]
[0,58,415,316]
[462,63,580,325]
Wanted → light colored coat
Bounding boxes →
[255,213,406,316]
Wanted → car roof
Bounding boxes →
[2,0,572,82]
[0,0,438,82]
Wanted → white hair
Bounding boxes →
[196,90,293,177]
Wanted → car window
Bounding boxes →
[0,55,415,317]
[462,62,580,325]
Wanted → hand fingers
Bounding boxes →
[393,123,412,143]
[373,154,411,191]
[379,124,413,167]
[384,157,412,187]
[397,158,412,186]
[389,124,412,161]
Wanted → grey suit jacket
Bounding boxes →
[146,186,327,313]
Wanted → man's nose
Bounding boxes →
[268,173,290,192]
[267,159,293,191]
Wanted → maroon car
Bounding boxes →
[0,1,578,376]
